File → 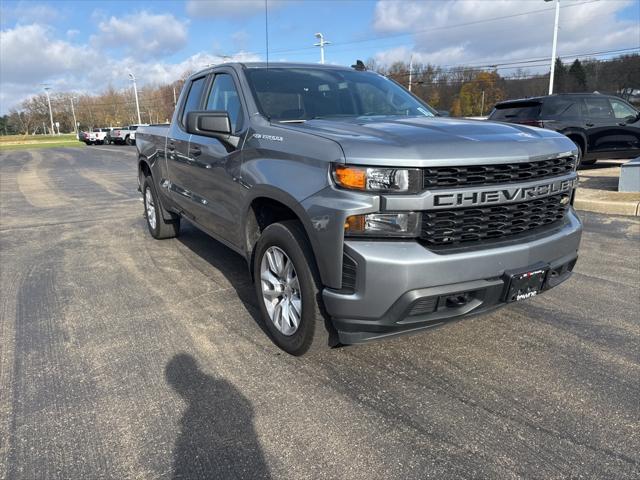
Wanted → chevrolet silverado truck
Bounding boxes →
[136,63,582,356]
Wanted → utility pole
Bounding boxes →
[42,85,56,135]
[128,72,142,124]
[70,96,78,136]
[546,0,560,94]
[172,86,177,106]
[480,90,485,116]
[314,32,331,64]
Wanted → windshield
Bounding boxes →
[244,67,436,121]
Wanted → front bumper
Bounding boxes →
[323,209,582,344]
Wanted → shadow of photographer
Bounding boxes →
[166,353,271,479]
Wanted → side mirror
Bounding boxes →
[186,111,232,137]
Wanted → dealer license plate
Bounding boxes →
[504,265,548,303]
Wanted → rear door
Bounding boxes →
[540,96,583,133]
[185,69,247,245]
[166,75,208,215]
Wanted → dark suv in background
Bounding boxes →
[489,93,640,166]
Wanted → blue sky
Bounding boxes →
[1,0,638,112]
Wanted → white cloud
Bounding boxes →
[92,12,189,58]
[0,24,94,85]
[0,23,97,113]
[371,0,639,71]
[0,19,261,113]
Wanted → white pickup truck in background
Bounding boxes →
[85,128,110,145]
[111,124,148,145]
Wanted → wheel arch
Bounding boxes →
[562,130,587,155]
[243,187,326,285]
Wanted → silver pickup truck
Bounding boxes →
[136,62,582,355]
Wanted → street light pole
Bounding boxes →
[546,0,560,94]
[128,72,142,124]
[42,85,55,136]
[314,32,331,64]
[70,96,78,136]
[408,54,414,92]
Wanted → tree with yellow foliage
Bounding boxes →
[457,71,506,117]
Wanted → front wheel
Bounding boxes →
[572,139,596,167]
[253,220,335,355]
[125,136,132,146]
[143,176,180,239]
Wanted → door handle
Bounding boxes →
[618,122,627,126]
[190,146,202,157]
[585,123,594,127]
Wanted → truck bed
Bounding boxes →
[136,124,169,156]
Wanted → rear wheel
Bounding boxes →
[253,220,334,355]
[143,176,180,239]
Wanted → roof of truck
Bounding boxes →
[190,61,367,78]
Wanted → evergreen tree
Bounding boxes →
[553,57,566,93]
[568,59,587,91]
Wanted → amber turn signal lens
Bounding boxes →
[334,165,367,190]
[344,215,366,233]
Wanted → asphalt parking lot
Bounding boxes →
[1,146,639,479]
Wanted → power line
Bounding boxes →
[227,0,602,58]
[387,48,639,78]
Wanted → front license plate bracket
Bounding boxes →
[503,263,549,303]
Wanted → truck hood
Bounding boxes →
[281,116,575,166]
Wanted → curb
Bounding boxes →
[574,189,640,216]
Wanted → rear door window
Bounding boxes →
[181,76,207,126]
[541,97,582,118]
[490,103,541,121]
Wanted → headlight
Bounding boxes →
[344,212,420,237]
[332,165,421,193]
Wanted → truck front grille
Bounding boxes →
[420,193,570,247]
[423,157,576,189]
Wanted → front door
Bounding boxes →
[186,70,247,245]
[166,75,207,219]
[608,97,640,157]
[583,96,637,155]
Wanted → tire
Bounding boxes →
[142,176,180,239]
[571,138,596,167]
[125,136,132,146]
[253,220,335,356]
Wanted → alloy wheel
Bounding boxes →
[144,187,156,230]
[260,246,302,336]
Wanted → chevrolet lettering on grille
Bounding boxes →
[429,177,578,210]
